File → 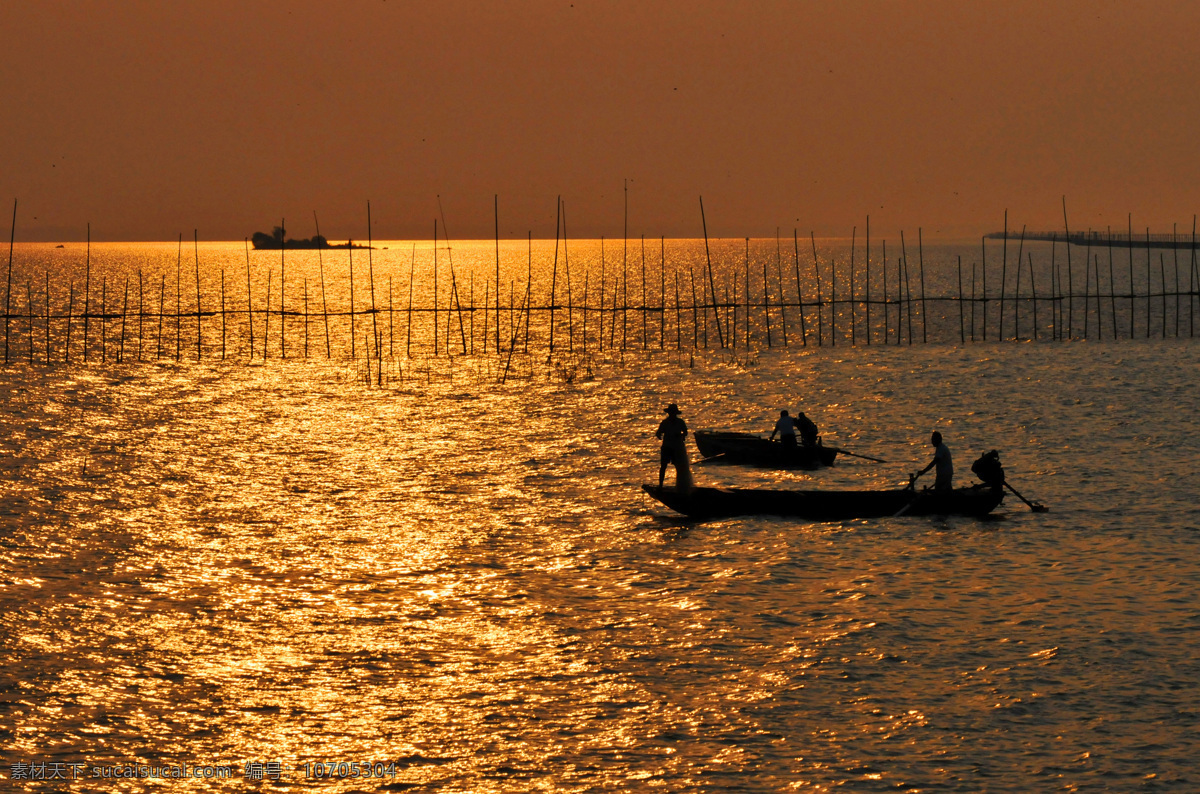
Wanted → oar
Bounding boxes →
[893,473,921,516]
[826,446,887,463]
[695,453,728,465]
[1004,480,1049,512]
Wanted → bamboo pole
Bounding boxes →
[794,230,807,346]
[1145,227,1152,339]
[1128,214,1134,339]
[3,199,15,365]
[495,194,501,354]
[918,227,927,343]
[830,240,837,346]
[119,277,128,362]
[45,271,51,365]
[957,256,965,343]
[1029,253,1038,341]
[970,261,976,343]
[564,200,574,353]
[158,274,165,359]
[690,266,700,349]
[1014,249,1022,340]
[865,217,872,346]
[598,236,606,350]
[279,219,286,359]
[175,233,182,361]
[744,237,750,348]
[525,232,532,353]
[101,276,107,363]
[980,236,987,341]
[776,230,787,347]
[350,232,358,358]
[675,268,682,350]
[26,281,33,364]
[66,281,75,362]
[194,230,202,359]
[303,276,309,358]
[84,225,91,362]
[244,239,254,359]
[1108,231,1118,341]
[389,275,394,358]
[900,232,913,344]
[549,199,560,356]
[700,197,724,348]
[1000,212,1008,341]
[660,237,666,350]
[1174,224,1181,338]
[482,280,490,356]
[367,202,381,361]
[221,270,227,360]
[407,244,415,357]
[641,235,647,350]
[623,182,629,350]
[849,226,856,345]
[810,232,823,346]
[1049,235,1057,340]
[264,269,272,358]
[1160,252,1167,338]
[883,240,890,344]
[314,213,331,358]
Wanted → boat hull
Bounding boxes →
[693,431,838,469]
[642,483,1004,521]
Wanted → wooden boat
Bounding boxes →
[642,482,1004,521]
[693,431,838,469]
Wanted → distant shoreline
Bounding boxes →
[985,231,1198,249]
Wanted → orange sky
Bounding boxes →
[3,1,1198,241]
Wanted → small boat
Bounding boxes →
[642,482,1004,521]
[693,431,838,469]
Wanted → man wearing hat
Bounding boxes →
[656,403,691,490]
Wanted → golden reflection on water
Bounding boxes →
[2,333,1200,790]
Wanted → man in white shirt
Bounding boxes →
[769,410,797,448]
[917,431,953,490]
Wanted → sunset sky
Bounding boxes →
[3,1,1198,241]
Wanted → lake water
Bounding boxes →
[2,239,1199,791]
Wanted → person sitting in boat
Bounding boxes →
[916,431,953,491]
[656,403,692,491]
[769,410,798,448]
[796,412,819,447]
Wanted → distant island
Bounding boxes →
[251,227,371,250]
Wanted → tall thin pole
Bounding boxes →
[1029,253,1039,341]
[1128,213,1135,339]
[367,202,380,360]
[314,212,331,357]
[279,218,286,359]
[66,281,75,362]
[137,270,143,361]
[549,198,560,354]
[849,226,856,345]
[660,237,666,349]
[794,230,807,345]
[431,220,436,355]
[1108,229,1118,341]
[957,255,965,343]
[175,233,182,361]
[699,197,724,348]
[641,235,648,350]
[1000,211,1008,341]
[3,199,15,364]
[245,239,254,359]
[810,232,823,346]
[84,224,92,362]
[119,278,129,363]
[495,194,501,354]
[407,243,415,358]
[865,216,871,346]
[918,227,927,343]
[623,181,629,350]
[194,230,202,360]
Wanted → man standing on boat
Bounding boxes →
[916,431,953,491]
[769,410,798,448]
[656,403,692,491]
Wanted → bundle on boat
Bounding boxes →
[693,431,838,470]
[641,482,1004,521]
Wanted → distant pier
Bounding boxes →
[986,230,1198,249]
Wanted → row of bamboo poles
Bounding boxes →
[4,200,1200,370]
